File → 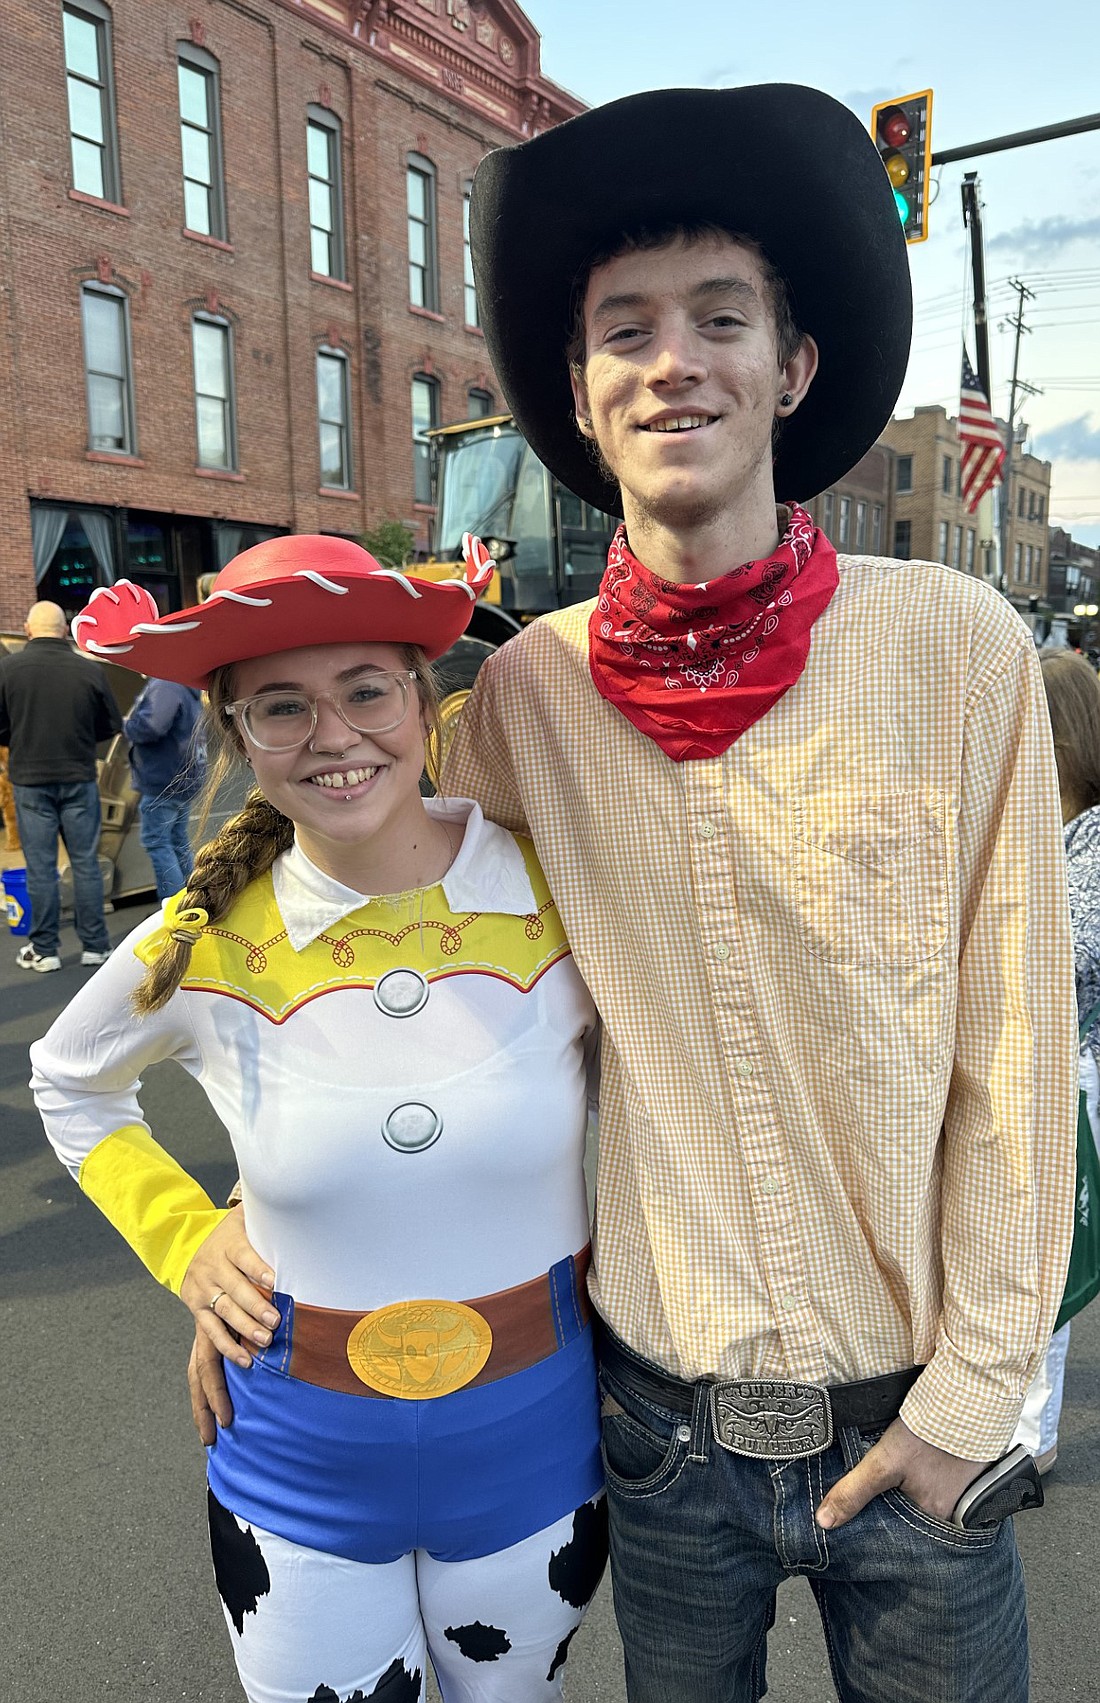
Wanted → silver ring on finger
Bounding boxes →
[209,1288,227,1313]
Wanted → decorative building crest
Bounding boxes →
[319,82,332,108]
[447,0,471,27]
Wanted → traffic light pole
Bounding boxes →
[931,111,1100,166]
[960,174,991,401]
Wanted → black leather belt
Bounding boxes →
[598,1325,923,1461]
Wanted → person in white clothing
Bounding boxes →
[31,534,606,1703]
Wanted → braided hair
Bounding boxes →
[132,645,440,1015]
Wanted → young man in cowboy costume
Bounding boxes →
[443,85,1078,1701]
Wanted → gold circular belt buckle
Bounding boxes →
[346,1299,493,1399]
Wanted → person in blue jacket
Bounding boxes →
[123,676,205,900]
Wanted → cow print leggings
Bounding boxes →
[209,1489,608,1702]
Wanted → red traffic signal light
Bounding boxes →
[870,90,933,244]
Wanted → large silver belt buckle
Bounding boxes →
[710,1379,833,1459]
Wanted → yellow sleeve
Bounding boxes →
[78,1123,229,1296]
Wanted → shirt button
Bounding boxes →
[713,941,730,961]
[699,819,716,839]
[734,1058,754,1077]
[760,1177,780,1195]
[781,1294,799,1311]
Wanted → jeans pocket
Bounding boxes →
[599,1371,691,1500]
[840,1425,1000,1550]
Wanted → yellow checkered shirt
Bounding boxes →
[444,553,1078,1459]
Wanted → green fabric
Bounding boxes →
[1054,1000,1100,1332]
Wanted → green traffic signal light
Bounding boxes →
[870,90,933,244]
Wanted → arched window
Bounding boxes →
[411,373,440,505]
[192,314,236,469]
[308,107,345,279]
[462,181,478,327]
[63,1,121,202]
[81,282,135,454]
[178,43,227,240]
[407,154,439,312]
[317,347,352,489]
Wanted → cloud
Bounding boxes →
[987,214,1100,256]
[699,65,747,88]
[1033,415,1100,462]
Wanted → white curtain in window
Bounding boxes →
[216,525,245,568]
[77,509,116,584]
[30,506,69,585]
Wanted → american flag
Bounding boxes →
[958,349,1005,513]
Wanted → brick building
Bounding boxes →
[804,443,894,558]
[0,0,580,629]
[880,406,1051,608]
[1001,437,1054,610]
[1048,527,1100,640]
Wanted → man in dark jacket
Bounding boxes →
[123,677,205,900]
[0,600,121,971]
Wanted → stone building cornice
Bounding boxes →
[274,0,584,136]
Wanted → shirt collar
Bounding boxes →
[272,797,538,952]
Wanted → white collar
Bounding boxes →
[272,797,538,952]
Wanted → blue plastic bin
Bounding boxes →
[3,867,31,935]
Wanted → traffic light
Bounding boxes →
[870,90,933,244]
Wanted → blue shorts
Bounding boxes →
[207,1318,602,1564]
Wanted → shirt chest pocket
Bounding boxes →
[791,791,948,967]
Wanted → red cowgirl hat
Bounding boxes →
[71,534,495,687]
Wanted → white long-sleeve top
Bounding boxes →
[32,800,598,1308]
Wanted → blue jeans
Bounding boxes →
[12,781,110,957]
[138,794,195,901]
[599,1348,1028,1703]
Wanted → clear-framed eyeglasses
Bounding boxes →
[225,670,418,752]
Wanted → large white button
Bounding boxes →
[781,1294,799,1311]
[699,819,716,839]
[760,1177,780,1196]
[374,967,429,1018]
[713,941,731,961]
[382,1103,443,1153]
[734,1058,754,1077]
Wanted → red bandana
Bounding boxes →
[587,504,839,761]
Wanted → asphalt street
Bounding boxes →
[2,897,1099,1700]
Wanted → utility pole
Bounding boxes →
[998,279,1039,593]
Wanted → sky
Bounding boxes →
[523,0,1100,544]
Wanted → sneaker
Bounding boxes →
[16,945,62,972]
[80,949,112,967]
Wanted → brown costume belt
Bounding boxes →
[259,1245,592,1401]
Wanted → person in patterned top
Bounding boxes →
[1014,651,1100,1474]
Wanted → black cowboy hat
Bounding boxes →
[470,85,913,513]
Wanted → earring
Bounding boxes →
[779,392,793,409]
[579,414,592,430]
